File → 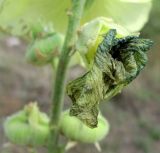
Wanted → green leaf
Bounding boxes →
[67,29,153,128]
[0,0,152,37]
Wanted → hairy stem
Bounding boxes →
[48,0,86,153]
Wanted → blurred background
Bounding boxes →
[0,0,160,153]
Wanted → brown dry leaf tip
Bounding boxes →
[35,49,47,60]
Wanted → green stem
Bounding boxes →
[48,0,86,153]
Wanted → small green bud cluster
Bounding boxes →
[60,110,109,143]
[4,102,50,146]
[4,106,109,145]
[25,33,64,66]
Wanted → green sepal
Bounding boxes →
[60,110,109,143]
[4,102,50,146]
[29,20,54,39]
[25,33,64,66]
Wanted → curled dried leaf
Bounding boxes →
[67,29,153,128]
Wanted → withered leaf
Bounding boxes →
[67,29,153,128]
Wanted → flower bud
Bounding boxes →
[60,110,109,143]
[29,21,54,39]
[76,17,131,68]
[25,33,64,66]
[4,102,50,146]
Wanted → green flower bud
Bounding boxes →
[29,20,54,39]
[4,102,50,146]
[25,33,64,66]
[60,110,109,143]
[76,17,131,68]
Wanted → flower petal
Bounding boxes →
[82,0,152,32]
[0,0,152,37]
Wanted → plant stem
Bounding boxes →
[48,0,86,153]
